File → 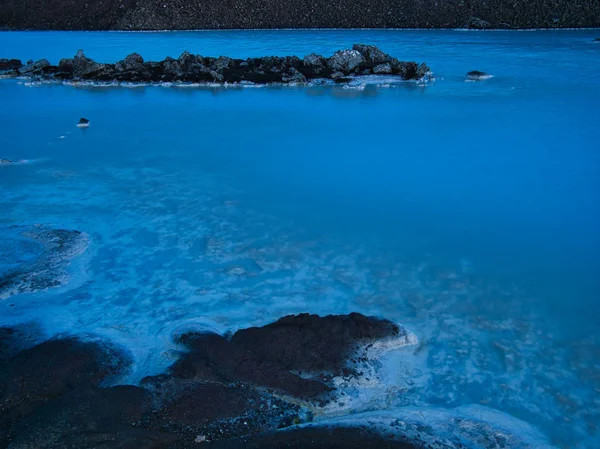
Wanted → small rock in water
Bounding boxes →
[466,70,492,81]
[77,117,90,128]
[594,38,600,43]
[1,158,13,164]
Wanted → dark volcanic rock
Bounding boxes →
[115,52,150,81]
[0,58,22,72]
[203,425,421,449]
[0,326,41,370]
[0,46,430,85]
[301,53,329,78]
[232,312,402,374]
[0,314,414,448]
[7,386,171,449]
[327,49,365,73]
[16,58,50,75]
[168,332,331,399]
[159,313,405,400]
[0,337,130,447]
[141,377,302,443]
[352,44,390,68]
[70,49,115,80]
[466,70,492,80]
[0,0,598,30]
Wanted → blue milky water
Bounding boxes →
[1,30,599,448]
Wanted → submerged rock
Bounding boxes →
[594,38,600,42]
[0,226,89,300]
[0,46,430,85]
[466,70,493,80]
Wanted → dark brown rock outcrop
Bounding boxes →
[0,313,416,448]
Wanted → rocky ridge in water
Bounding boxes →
[0,314,422,449]
[0,45,430,85]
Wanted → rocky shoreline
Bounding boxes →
[0,45,429,85]
[0,314,421,449]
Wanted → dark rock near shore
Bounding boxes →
[203,426,421,448]
[0,337,130,447]
[7,386,170,449]
[0,46,430,85]
[0,326,41,370]
[0,0,597,30]
[157,313,405,400]
[0,313,412,448]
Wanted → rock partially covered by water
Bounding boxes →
[0,45,430,85]
[154,312,408,400]
[77,117,90,127]
[0,226,89,300]
[0,313,414,448]
[466,70,493,80]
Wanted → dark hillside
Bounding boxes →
[0,0,599,30]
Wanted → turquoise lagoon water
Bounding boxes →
[0,30,599,448]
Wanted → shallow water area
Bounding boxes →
[1,30,599,449]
